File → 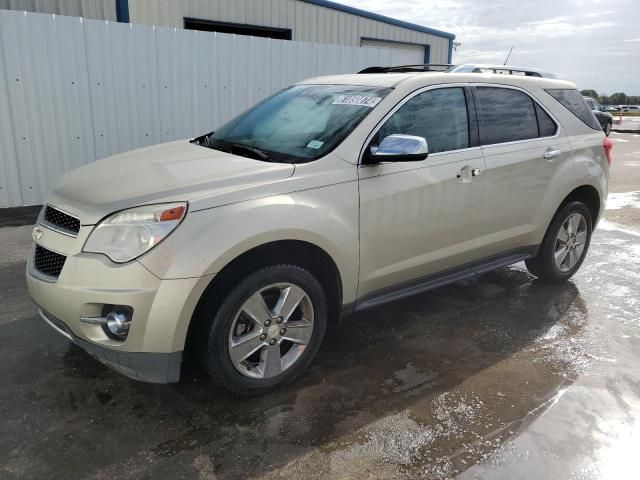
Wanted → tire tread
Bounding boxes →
[195,264,327,395]
[526,201,592,282]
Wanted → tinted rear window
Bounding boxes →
[535,103,558,137]
[476,87,539,144]
[546,89,601,131]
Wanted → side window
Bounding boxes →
[535,103,558,137]
[545,89,601,131]
[476,87,538,145]
[376,87,469,154]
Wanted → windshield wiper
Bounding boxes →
[190,131,212,146]
[203,136,272,162]
[226,142,272,162]
[191,133,273,162]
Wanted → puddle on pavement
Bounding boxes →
[3,224,640,480]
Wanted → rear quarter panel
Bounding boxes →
[530,85,608,236]
[567,132,609,220]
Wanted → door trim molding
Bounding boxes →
[349,245,538,313]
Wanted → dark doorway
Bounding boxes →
[184,17,292,40]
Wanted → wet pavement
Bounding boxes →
[612,115,640,133]
[1,133,639,480]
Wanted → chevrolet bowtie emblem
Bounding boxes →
[32,226,43,241]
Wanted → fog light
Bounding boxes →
[79,305,133,341]
[106,311,131,340]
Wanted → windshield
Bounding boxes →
[207,84,391,163]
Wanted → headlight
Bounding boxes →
[83,203,187,263]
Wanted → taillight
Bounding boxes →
[603,137,613,165]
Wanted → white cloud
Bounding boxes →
[525,17,570,25]
[584,10,614,17]
[338,0,640,94]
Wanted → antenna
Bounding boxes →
[504,47,514,65]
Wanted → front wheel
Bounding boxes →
[196,265,328,395]
[525,202,593,282]
[604,121,612,136]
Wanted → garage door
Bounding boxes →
[361,39,426,65]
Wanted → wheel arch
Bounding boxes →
[533,183,603,252]
[559,184,601,224]
[183,239,344,356]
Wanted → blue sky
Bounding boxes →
[339,0,640,95]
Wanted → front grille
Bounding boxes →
[44,205,80,235]
[34,245,67,278]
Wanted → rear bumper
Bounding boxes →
[39,309,182,383]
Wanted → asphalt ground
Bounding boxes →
[1,133,639,480]
[612,115,640,133]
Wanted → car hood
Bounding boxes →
[46,140,295,224]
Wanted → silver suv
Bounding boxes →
[27,65,611,394]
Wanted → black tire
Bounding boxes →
[525,201,593,282]
[196,264,327,395]
[604,121,612,136]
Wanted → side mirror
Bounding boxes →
[363,134,429,164]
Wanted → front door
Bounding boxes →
[357,85,487,298]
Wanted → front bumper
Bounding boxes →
[39,309,182,383]
[26,227,213,383]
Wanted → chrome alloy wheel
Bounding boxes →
[554,213,588,272]
[228,283,314,379]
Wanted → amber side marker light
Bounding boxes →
[160,205,186,222]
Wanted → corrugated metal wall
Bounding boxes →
[128,0,452,63]
[0,0,116,20]
[0,9,400,207]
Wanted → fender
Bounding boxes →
[138,183,360,304]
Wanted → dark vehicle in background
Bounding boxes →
[584,96,613,136]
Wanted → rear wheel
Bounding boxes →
[525,202,592,282]
[196,265,327,395]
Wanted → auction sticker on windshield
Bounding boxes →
[332,95,382,107]
[306,140,324,149]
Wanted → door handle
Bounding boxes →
[543,149,562,159]
[456,166,481,182]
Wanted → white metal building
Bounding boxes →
[0,0,455,64]
[0,0,118,21]
[0,2,456,208]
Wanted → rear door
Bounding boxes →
[472,85,571,258]
[357,85,488,298]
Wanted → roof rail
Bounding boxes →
[448,64,556,78]
[358,64,454,74]
[357,63,556,79]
